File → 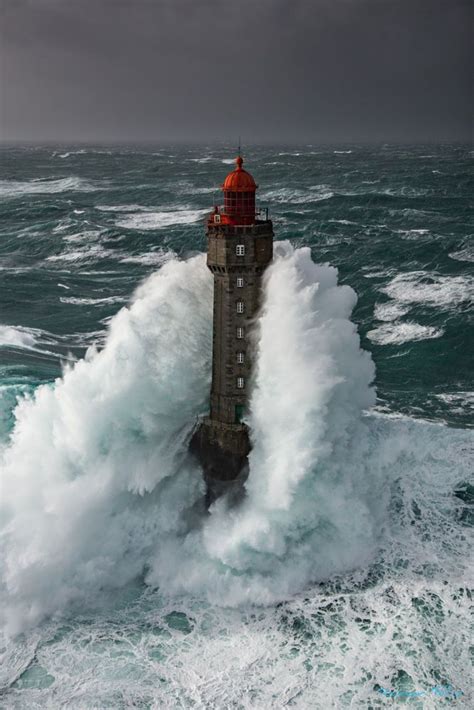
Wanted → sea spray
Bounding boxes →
[0,243,414,631]
[147,243,385,603]
[0,255,213,634]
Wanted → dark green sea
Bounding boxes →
[0,144,472,708]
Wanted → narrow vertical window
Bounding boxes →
[237,352,245,364]
[236,301,244,314]
[236,244,245,256]
[236,277,244,288]
[237,377,245,389]
[236,327,244,339]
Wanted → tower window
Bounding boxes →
[236,301,244,314]
[236,244,245,256]
[237,377,245,389]
[236,277,244,288]
[237,352,245,364]
[236,327,244,339]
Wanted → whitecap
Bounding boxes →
[60,296,128,306]
[435,392,474,412]
[374,302,410,322]
[362,268,396,279]
[449,247,474,263]
[381,271,474,307]
[63,229,104,244]
[396,228,431,240]
[261,186,334,204]
[0,177,102,199]
[0,325,37,349]
[120,251,173,266]
[0,325,64,359]
[46,244,112,263]
[115,209,208,231]
[367,322,443,345]
[96,204,153,213]
[53,149,87,158]
[192,186,216,194]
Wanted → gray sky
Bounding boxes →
[1,0,472,143]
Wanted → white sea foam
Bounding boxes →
[449,246,474,263]
[0,325,62,359]
[53,149,87,158]
[63,229,104,244]
[261,186,334,204]
[0,255,213,634]
[396,228,431,240]
[382,271,474,308]
[60,296,128,306]
[46,244,112,263]
[191,186,216,194]
[96,204,153,213]
[374,302,411,322]
[367,322,443,345]
[53,149,112,158]
[362,267,396,279]
[120,251,173,266]
[115,209,208,230]
[435,391,474,413]
[0,177,100,198]
[0,325,37,349]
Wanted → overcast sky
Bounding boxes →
[0,0,472,143]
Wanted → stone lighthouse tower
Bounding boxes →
[190,155,274,501]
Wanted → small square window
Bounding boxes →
[236,244,245,256]
[237,377,245,389]
[237,277,244,288]
[236,327,244,339]
[237,352,245,364]
[236,301,244,314]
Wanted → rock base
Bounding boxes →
[189,417,251,506]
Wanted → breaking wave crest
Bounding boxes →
[367,322,444,345]
[115,209,208,231]
[0,255,213,634]
[0,177,101,198]
[0,244,470,638]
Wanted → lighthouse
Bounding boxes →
[190,155,274,502]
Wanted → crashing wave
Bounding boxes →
[0,244,471,639]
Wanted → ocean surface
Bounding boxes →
[0,144,472,708]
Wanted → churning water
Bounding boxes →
[0,145,472,707]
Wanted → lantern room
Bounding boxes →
[219,156,257,225]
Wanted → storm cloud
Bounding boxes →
[0,0,471,143]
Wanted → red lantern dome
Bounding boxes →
[220,156,257,225]
[222,156,257,192]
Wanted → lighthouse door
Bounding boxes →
[235,405,245,423]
